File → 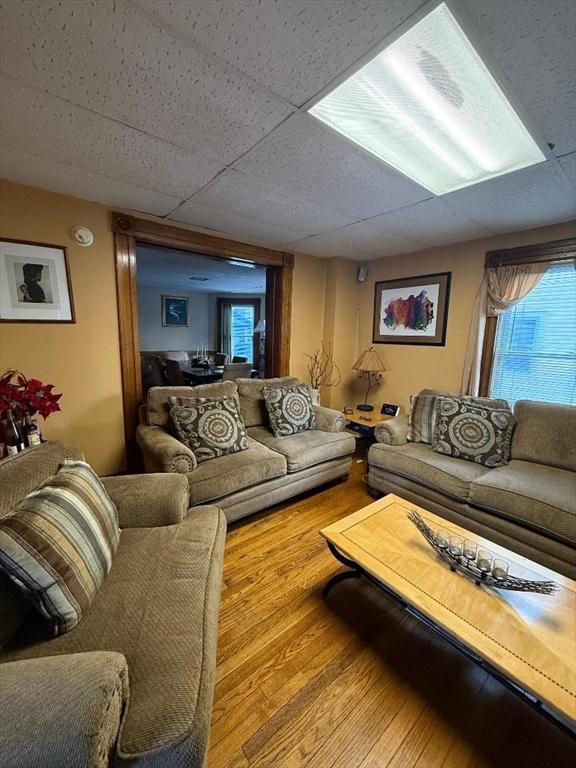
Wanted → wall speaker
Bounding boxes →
[357,264,368,283]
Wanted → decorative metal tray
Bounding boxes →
[407,511,558,595]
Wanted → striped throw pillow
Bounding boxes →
[407,394,437,444]
[0,459,120,636]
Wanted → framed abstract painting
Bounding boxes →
[162,295,189,327]
[372,272,451,346]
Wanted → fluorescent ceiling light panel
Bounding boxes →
[308,2,545,195]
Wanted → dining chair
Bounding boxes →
[214,352,229,365]
[222,363,252,381]
[232,356,248,363]
[165,358,186,386]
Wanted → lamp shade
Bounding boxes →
[254,319,266,333]
[352,347,386,372]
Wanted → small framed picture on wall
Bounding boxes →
[0,239,75,323]
[162,295,189,327]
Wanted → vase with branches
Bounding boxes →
[305,342,341,403]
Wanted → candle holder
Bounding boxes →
[407,511,558,595]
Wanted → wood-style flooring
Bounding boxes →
[208,459,575,768]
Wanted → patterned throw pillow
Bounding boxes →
[169,395,248,464]
[407,394,437,444]
[0,459,120,636]
[262,384,316,437]
[432,397,515,467]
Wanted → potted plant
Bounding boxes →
[305,342,341,404]
[0,370,62,454]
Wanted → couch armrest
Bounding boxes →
[374,415,410,445]
[136,423,197,474]
[101,473,190,528]
[0,651,128,768]
[314,405,347,433]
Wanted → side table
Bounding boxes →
[344,409,392,456]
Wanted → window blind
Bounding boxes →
[490,261,576,406]
[231,304,255,363]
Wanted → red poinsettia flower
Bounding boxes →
[0,370,62,420]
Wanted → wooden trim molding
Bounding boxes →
[113,213,293,468]
[485,237,576,268]
[478,316,498,397]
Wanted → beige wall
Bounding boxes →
[356,220,576,414]
[289,252,327,383]
[0,180,125,474]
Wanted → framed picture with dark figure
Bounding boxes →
[0,239,75,323]
[373,272,451,346]
[162,295,189,327]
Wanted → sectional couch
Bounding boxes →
[136,377,356,522]
[368,392,576,578]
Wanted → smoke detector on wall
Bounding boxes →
[70,226,94,247]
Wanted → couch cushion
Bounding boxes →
[512,400,576,472]
[169,395,248,464]
[432,397,515,468]
[147,381,239,427]
[368,442,489,501]
[187,436,286,504]
[5,507,226,762]
[0,459,120,636]
[235,376,299,428]
[469,460,576,546]
[248,426,355,473]
[262,384,316,437]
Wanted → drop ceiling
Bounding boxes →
[0,0,574,261]
[137,247,267,294]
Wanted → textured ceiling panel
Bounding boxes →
[442,162,576,232]
[171,199,303,246]
[559,153,576,190]
[134,0,423,106]
[189,169,355,235]
[0,79,225,199]
[0,147,181,216]
[285,219,422,261]
[233,113,431,219]
[363,199,492,247]
[0,0,293,162]
[137,248,267,293]
[463,0,576,156]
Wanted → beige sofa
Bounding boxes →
[137,377,356,522]
[0,442,226,768]
[368,394,576,578]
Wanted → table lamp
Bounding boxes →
[352,347,386,412]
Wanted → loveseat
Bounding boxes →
[0,442,226,768]
[136,377,356,522]
[368,392,576,578]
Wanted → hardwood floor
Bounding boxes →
[208,460,575,768]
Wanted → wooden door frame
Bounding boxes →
[113,213,293,465]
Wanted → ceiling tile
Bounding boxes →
[463,0,576,156]
[559,153,576,190]
[134,0,423,106]
[364,199,492,247]
[0,147,181,216]
[232,112,432,219]
[189,169,356,235]
[0,79,225,199]
[171,199,304,246]
[0,0,293,163]
[286,220,422,261]
[442,162,576,233]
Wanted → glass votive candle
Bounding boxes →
[492,559,509,581]
[477,550,492,574]
[436,528,450,549]
[448,534,464,557]
[463,539,477,561]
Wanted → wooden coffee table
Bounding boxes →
[320,494,576,733]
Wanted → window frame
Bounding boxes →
[217,297,261,365]
[479,237,576,397]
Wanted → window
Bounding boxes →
[231,304,255,363]
[490,262,576,405]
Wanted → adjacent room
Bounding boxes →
[0,1,575,767]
